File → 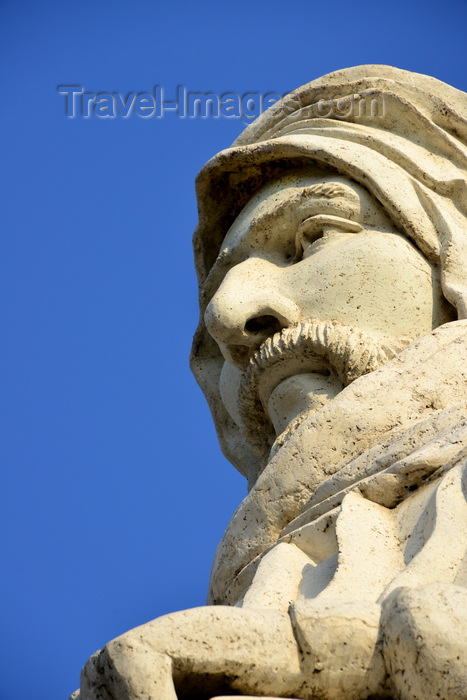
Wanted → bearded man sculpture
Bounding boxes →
[73,66,467,700]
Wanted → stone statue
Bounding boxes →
[73,66,467,700]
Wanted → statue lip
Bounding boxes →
[236,320,410,465]
[255,355,332,411]
[237,321,342,462]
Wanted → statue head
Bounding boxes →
[191,65,467,486]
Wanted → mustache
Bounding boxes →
[237,320,411,464]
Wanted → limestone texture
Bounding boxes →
[73,66,467,700]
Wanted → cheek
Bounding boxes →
[282,235,438,339]
[219,361,244,427]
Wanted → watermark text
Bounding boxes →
[57,85,385,123]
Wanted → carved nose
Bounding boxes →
[204,258,300,369]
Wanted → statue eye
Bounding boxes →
[294,215,363,261]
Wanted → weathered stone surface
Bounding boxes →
[290,599,387,699]
[381,584,467,700]
[240,542,310,611]
[78,607,303,700]
[74,65,467,700]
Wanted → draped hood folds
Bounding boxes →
[190,65,467,483]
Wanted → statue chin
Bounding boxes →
[267,371,343,435]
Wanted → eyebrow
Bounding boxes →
[302,182,360,201]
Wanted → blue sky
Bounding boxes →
[2,2,467,699]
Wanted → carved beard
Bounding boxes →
[237,320,412,465]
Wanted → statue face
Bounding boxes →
[203,171,453,446]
